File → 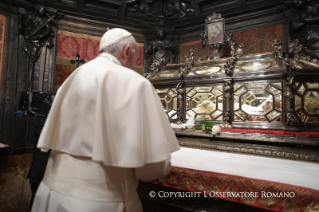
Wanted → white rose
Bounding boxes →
[212,125,221,134]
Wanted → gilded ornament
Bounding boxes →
[209,184,220,193]
[168,175,178,186]
[157,177,166,184]
[194,182,206,192]
[281,198,300,212]
[305,201,319,212]
[181,178,190,190]
[260,196,277,208]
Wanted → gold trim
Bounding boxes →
[58,30,101,41]
[305,201,319,212]
[181,178,191,190]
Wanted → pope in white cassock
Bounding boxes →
[31,28,180,212]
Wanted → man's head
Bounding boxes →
[210,23,221,37]
[99,28,139,71]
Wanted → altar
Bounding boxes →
[137,147,319,212]
[140,36,319,211]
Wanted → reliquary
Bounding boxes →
[146,40,319,163]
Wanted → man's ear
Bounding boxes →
[123,45,131,60]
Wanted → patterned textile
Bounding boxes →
[0,14,6,87]
[154,167,319,212]
[55,30,144,90]
[221,128,319,137]
[179,24,284,62]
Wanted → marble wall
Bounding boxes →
[0,154,32,212]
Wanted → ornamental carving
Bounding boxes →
[126,0,194,23]
[287,0,319,59]
[178,49,194,79]
[224,34,244,77]
[144,28,178,72]
[19,6,62,62]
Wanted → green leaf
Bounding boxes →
[204,122,213,128]
[194,124,202,130]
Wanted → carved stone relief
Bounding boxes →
[126,0,194,23]
[144,28,178,72]
[19,6,62,91]
[288,0,319,59]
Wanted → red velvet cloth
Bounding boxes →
[154,167,319,212]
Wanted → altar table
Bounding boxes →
[153,147,319,212]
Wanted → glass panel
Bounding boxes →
[267,110,281,121]
[234,110,247,121]
[297,83,306,95]
[306,83,319,89]
[273,116,282,123]
[241,62,271,71]
[295,82,299,87]
[217,97,223,110]
[234,85,247,96]
[186,85,223,121]
[305,117,319,123]
[194,66,221,75]
[196,114,212,121]
[234,84,242,90]
[186,110,196,119]
[186,97,191,110]
[171,88,177,94]
[171,114,177,119]
[216,115,223,120]
[186,87,193,93]
[216,85,223,91]
[156,88,169,93]
[168,89,177,97]
[234,96,240,110]
[234,80,282,123]
[158,93,172,111]
[193,97,216,114]
[168,110,176,118]
[173,97,178,110]
[246,115,266,122]
[234,115,241,121]
[212,87,222,96]
[304,91,319,114]
[241,92,273,115]
[295,95,301,111]
[266,85,280,95]
[274,94,282,111]
[195,86,212,92]
[212,110,222,119]
[271,82,282,89]
[186,88,197,97]
[297,110,306,123]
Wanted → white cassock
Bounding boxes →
[32,53,180,212]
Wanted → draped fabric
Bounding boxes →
[55,30,144,90]
[179,24,284,62]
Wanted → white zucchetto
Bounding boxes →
[99,28,132,52]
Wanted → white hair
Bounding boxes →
[100,35,137,55]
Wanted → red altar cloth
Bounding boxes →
[221,128,319,137]
[153,148,319,212]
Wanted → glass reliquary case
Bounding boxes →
[145,38,319,163]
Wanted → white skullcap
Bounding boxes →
[99,28,132,52]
